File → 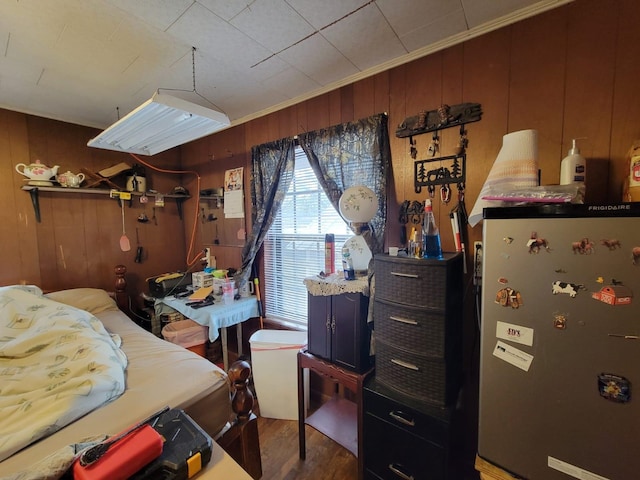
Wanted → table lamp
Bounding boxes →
[338,186,378,274]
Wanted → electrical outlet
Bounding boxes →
[473,241,483,286]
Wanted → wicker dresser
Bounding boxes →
[363,253,464,480]
[373,253,464,405]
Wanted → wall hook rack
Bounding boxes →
[395,102,482,138]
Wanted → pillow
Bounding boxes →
[45,288,118,314]
[0,284,44,296]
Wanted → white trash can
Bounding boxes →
[249,329,308,420]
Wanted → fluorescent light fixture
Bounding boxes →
[87,92,230,156]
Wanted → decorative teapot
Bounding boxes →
[15,160,60,186]
[56,171,85,188]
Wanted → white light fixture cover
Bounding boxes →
[339,186,377,224]
[87,92,230,156]
[339,185,378,274]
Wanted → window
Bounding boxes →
[263,147,351,326]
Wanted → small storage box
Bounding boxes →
[162,319,208,357]
[131,409,213,480]
[192,271,213,289]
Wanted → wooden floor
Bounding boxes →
[256,415,357,480]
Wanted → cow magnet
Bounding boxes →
[598,373,631,403]
[552,280,585,298]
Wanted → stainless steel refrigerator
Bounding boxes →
[478,203,640,480]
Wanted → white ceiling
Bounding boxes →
[0,0,572,131]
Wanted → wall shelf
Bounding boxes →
[21,185,190,222]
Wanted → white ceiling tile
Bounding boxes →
[398,9,469,52]
[285,0,371,30]
[276,34,359,86]
[261,66,319,99]
[320,2,407,71]
[376,0,465,41]
[104,0,194,31]
[0,0,568,129]
[196,0,253,22]
[230,0,315,53]
[461,0,540,28]
[167,2,271,69]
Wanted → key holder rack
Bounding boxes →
[395,102,481,196]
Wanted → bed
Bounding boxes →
[0,266,260,479]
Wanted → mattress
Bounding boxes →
[0,289,231,477]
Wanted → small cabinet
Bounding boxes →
[307,291,371,373]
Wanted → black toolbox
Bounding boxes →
[131,409,213,480]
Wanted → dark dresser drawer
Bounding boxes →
[364,378,456,480]
[374,253,461,310]
[376,339,460,406]
[374,298,445,357]
[364,413,445,480]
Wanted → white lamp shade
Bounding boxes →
[339,186,377,223]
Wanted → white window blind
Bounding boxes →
[263,147,351,326]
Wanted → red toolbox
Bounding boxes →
[130,409,213,479]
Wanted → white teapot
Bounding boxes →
[57,171,85,188]
[15,160,59,185]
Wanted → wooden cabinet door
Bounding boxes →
[307,294,331,361]
[332,293,367,371]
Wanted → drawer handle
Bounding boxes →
[390,271,419,278]
[391,358,419,371]
[388,463,415,480]
[389,315,418,326]
[389,410,415,427]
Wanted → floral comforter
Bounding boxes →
[0,286,127,463]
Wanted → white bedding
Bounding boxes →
[0,286,127,463]
[0,288,231,478]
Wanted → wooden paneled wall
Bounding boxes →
[0,111,188,297]
[0,0,637,474]
[183,0,640,270]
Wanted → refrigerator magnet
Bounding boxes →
[592,282,633,305]
[527,232,550,254]
[551,280,585,298]
[571,237,595,254]
[496,321,534,346]
[597,373,631,403]
[553,313,567,330]
[493,341,534,372]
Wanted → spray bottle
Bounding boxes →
[560,139,586,185]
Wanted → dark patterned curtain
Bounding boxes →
[236,137,296,286]
[298,113,391,259]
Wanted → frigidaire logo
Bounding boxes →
[588,205,631,211]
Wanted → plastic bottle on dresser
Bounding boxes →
[422,199,442,259]
[324,234,335,274]
[560,139,586,185]
[342,245,355,280]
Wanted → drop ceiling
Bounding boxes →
[0,0,572,131]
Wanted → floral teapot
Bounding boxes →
[56,170,85,188]
[15,160,59,185]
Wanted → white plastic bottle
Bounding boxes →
[560,139,586,185]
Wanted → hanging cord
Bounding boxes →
[129,153,202,267]
[157,46,227,114]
